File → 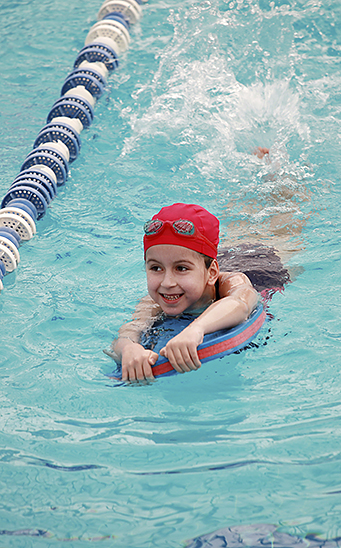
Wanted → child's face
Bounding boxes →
[145,244,219,316]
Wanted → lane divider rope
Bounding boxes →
[0,0,146,294]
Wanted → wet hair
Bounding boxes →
[200,253,214,269]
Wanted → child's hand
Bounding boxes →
[159,324,204,374]
[121,342,158,383]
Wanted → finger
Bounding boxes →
[122,366,136,383]
[181,349,200,371]
[167,347,192,373]
[142,361,155,382]
[148,351,159,365]
[159,347,167,358]
[179,345,201,370]
[135,362,149,382]
[121,366,130,382]
[161,343,195,373]
[170,344,200,372]
[187,345,201,368]
[144,352,159,382]
[165,352,184,373]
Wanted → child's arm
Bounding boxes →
[109,295,161,382]
[159,272,259,373]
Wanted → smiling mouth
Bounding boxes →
[160,293,183,302]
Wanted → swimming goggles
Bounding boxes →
[144,218,217,255]
[144,219,196,236]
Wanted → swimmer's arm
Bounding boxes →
[159,272,259,373]
[108,295,161,382]
[115,295,160,343]
[194,271,259,333]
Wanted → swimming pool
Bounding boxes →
[1,0,341,546]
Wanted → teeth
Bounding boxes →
[162,294,181,301]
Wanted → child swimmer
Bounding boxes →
[109,203,259,383]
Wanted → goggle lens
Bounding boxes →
[144,220,163,235]
[173,220,195,235]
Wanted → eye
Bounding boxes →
[149,265,162,272]
[176,265,188,272]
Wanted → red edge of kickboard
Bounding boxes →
[151,308,267,378]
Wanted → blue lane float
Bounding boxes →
[74,43,120,72]
[46,90,95,129]
[0,0,145,294]
[13,168,58,198]
[34,121,81,163]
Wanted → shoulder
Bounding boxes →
[216,271,259,309]
[216,271,256,300]
[218,271,253,288]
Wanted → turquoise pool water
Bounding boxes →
[1,0,341,546]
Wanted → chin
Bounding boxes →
[160,301,188,316]
[161,306,184,316]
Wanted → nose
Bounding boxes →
[161,268,177,289]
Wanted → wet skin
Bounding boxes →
[145,245,218,317]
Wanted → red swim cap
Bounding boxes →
[143,203,219,259]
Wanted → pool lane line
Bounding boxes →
[0,0,146,294]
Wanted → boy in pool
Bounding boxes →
[109,202,259,382]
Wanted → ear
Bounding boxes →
[206,259,219,286]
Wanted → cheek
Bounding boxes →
[146,272,158,291]
[181,276,202,296]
